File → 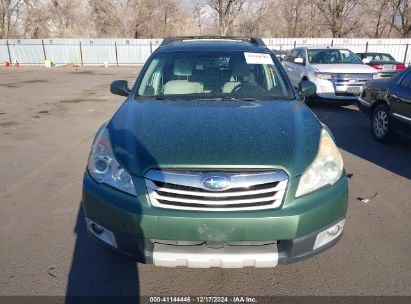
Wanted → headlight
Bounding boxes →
[314,72,332,80]
[295,128,344,197]
[87,127,137,196]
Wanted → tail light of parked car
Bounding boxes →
[371,64,406,71]
[371,64,383,70]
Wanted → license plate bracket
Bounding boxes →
[383,64,395,70]
[346,86,362,94]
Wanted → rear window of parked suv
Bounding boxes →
[136,51,293,100]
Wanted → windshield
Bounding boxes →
[365,53,395,62]
[308,49,362,64]
[135,50,293,100]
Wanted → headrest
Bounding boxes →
[174,59,192,76]
[311,53,323,62]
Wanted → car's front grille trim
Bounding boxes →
[146,179,286,197]
[152,180,280,193]
[156,199,281,211]
[332,73,373,86]
[150,189,285,205]
[145,169,288,211]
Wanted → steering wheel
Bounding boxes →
[232,81,266,95]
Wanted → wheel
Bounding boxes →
[371,104,394,142]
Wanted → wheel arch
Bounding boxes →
[370,99,391,118]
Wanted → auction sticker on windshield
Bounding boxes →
[244,52,274,65]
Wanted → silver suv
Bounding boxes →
[282,47,377,104]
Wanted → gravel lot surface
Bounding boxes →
[0,67,410,297]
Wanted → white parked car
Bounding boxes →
[282,47,377,104]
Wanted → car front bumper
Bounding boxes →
[82,172,348,268]
[311,77,363,101]
[86,216,345,268]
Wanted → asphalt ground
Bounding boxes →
[0,67,410,298]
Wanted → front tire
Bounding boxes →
[371,104,394,142]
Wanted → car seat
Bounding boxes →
[222,59,254,93]
[163,59,203,94]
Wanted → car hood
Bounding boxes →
[108,99,322,178]
[312,64,377,74]
[365,79,391,90]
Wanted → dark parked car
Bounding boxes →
[358,67,411,142]
[356,52,406,79]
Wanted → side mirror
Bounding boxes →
[362,58,370,64]
[294,57,304,64]
[298,80,316,97]
[110,80,130,97]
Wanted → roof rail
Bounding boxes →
[159,36,267,48]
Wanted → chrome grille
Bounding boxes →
[331,73,373,96]
[145,170,288,211]
[332,73,373,86]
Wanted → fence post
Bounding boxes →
[41,39,47,61]
[293,40,296,48]
[150,41,153,54]
[115,41,119,66]
[6,40,12,63]
[365,41,369,53]
[79,41,83,67]
[331,39,334,47]
[404,44,409,64]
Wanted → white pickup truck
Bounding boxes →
[282,47,377,104]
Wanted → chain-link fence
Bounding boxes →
[1,38,410,66]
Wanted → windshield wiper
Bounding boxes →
[191,97,224,101]
[224,97,259,101]
[192,97,259,101]
[154,96,175,101]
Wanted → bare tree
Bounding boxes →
[310,0,361,37]
[20,0,48,38]
[283,0,308,37]
[207,0,245,35]
[388,0,411,37]
[192,0,208,35]
[17,0,93,38]
[1,0,23,38]
[2,0,410,39]
[354,0,390,38]
[125,0,190,38]
[87,0,126,37]
[373,0,390,38]
[235,0,270,37]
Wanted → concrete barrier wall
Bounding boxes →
[1,38,410,65]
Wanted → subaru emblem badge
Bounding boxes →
[202,176,230,191]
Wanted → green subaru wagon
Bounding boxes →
[82,37,348,268]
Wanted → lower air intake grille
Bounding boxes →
[145,170,288,211]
